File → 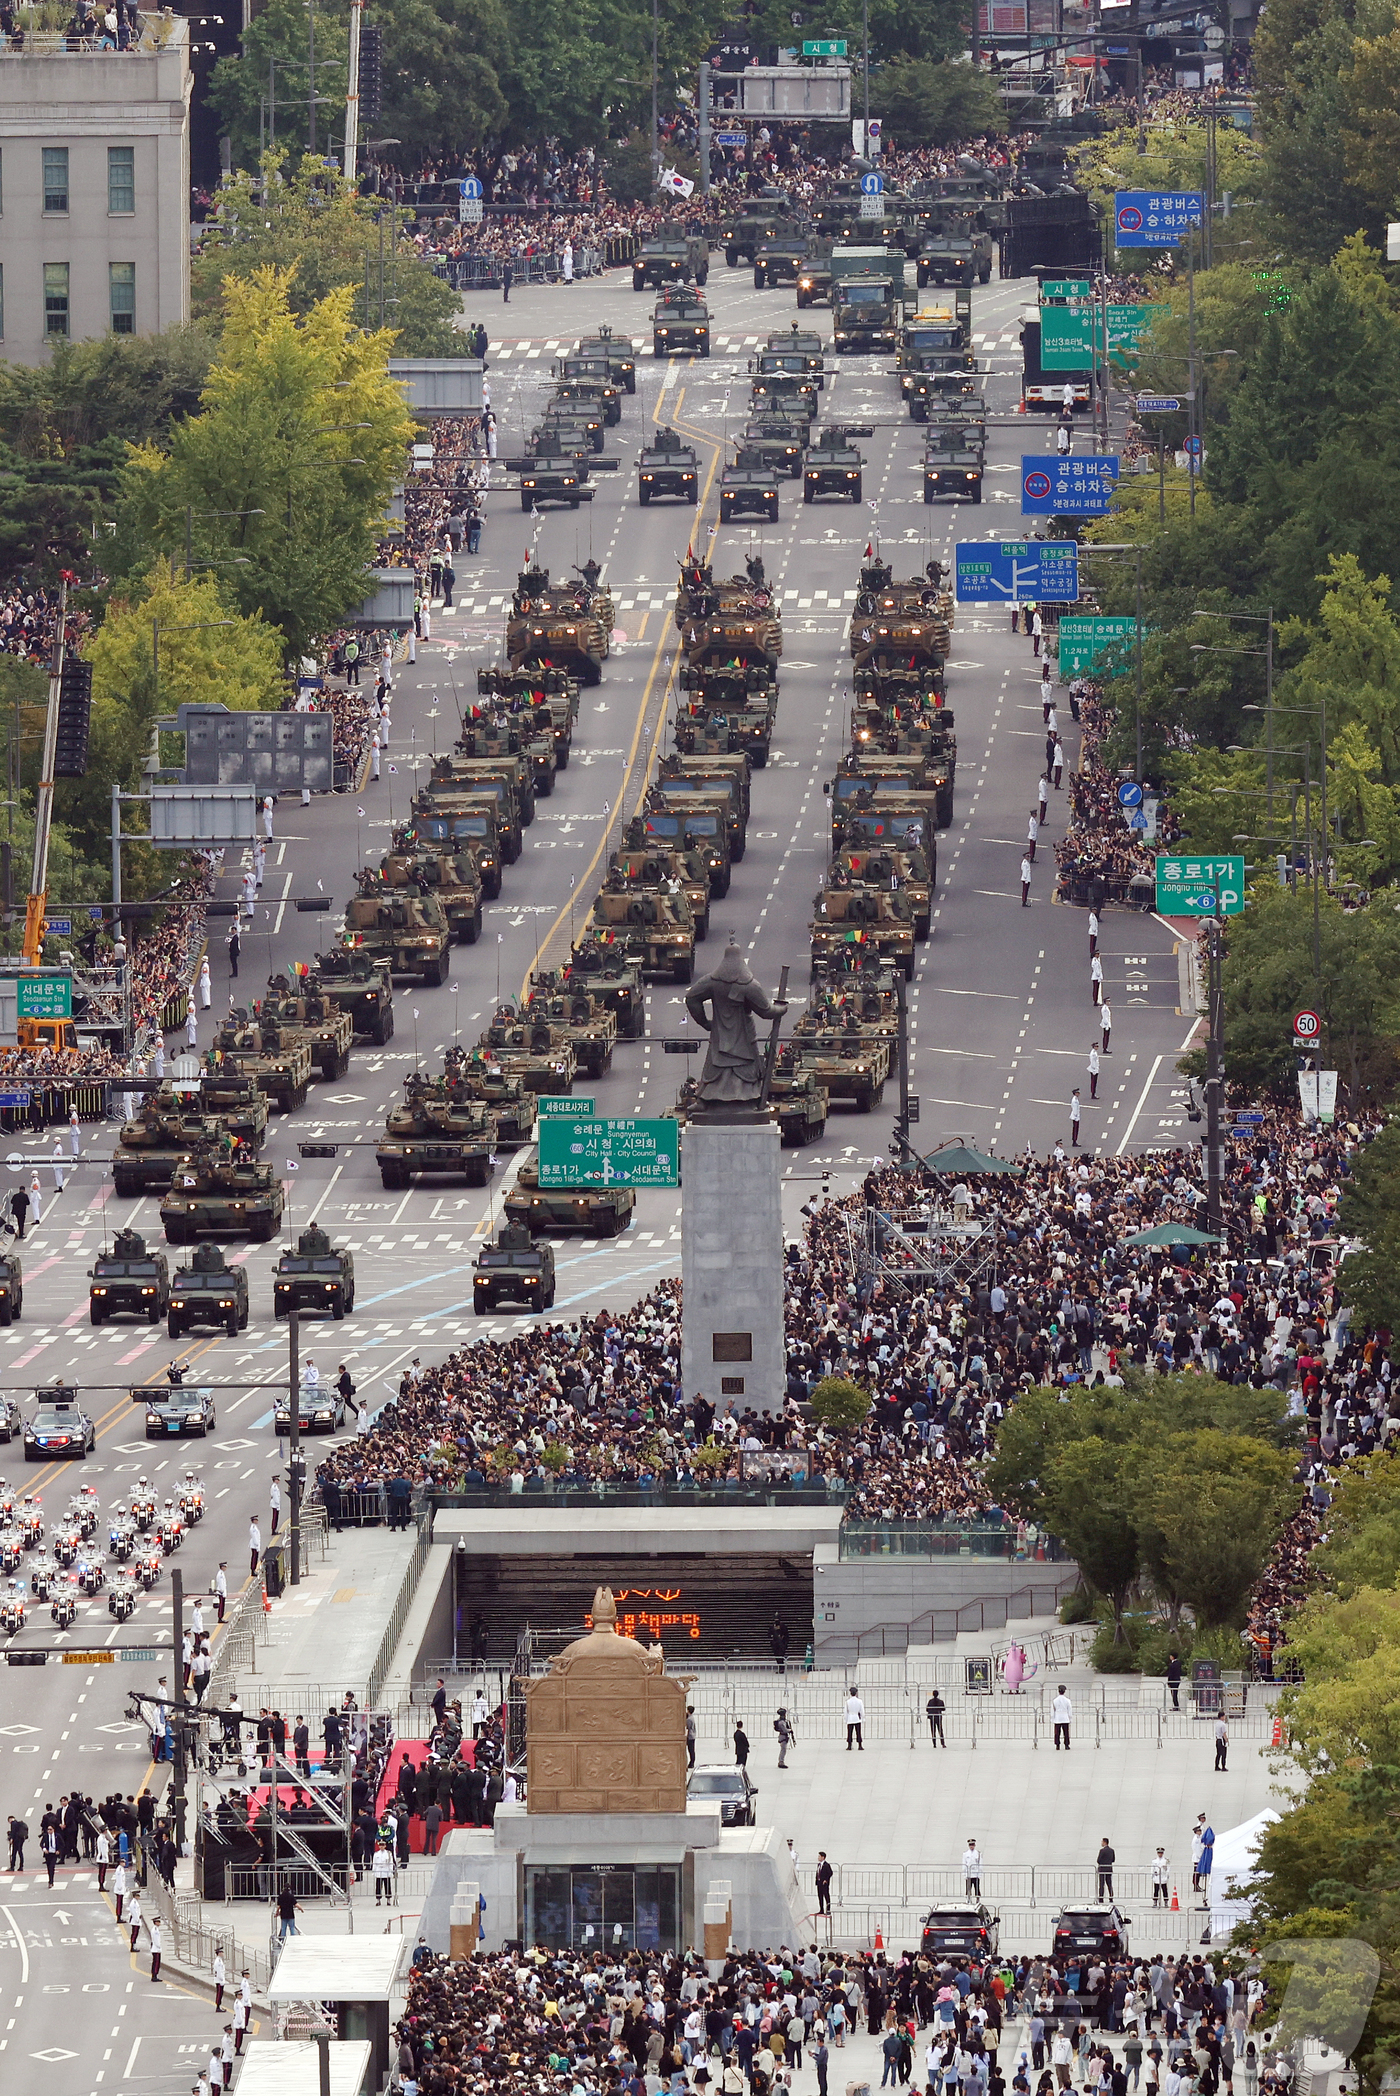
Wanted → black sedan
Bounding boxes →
[24,1399,97,1462]
[274,1385,346,1435]
[142,1386,216,1439]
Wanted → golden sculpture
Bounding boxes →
[525,1586,693,1813]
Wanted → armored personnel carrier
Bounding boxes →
[272,1222,355,1321]
[638,427,699,504]
[504,1160,635,1238]
[476,1011,578,1094]
[167,1242,250,1337]
[208,1018,313,1113]
[520,976,618,1075]
[256,977,354,1080]
[505,562,612,685]
[160,1144,284,1244]
[472,1222,556,1314]
[376,1080,495,1189]
[304,947,394,1045]
[674,554,778,627]
[378,842,483,946]
[88,1227,167,1325]
[343,879,452,986]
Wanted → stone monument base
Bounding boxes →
[681,1116,784,1416]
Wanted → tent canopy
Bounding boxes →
[1125,1223,1222,1247]
[922,1143,1020,1176]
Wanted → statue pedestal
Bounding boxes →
[681,1117,784,1416]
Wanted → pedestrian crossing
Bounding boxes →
[487,331,1023,360]
[429,586,864,621]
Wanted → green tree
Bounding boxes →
[865,61,1003,148]
[191,154,462,357]
[1311,1440,1400,1598]
[1075,124,1262,269]
[1338,1123,1400,1342]
[122,269,411,663]
[809,1376,871,1429]
[0,327,215,456]
[1253,0,1374,260]
[1126,1431,1298,1628]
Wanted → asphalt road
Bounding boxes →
[0,266,1199,2080]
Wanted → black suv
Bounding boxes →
[472,1225,556,1314]
[921,1903,1001,1959]
[89,1228,166,1325]
[1052,1905,1132,1958]
[273,1225,355,1320]
[168,1244,251,1339]
[0,1250,23,1328]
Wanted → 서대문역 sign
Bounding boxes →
[537,1116,680,1188]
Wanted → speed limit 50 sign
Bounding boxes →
[1293,1008,1321,1042]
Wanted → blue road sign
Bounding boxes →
[1114,189,1203,248]
[460,177,484,200]
[1185,435,1203,454]
[716,131,746,144]
[1117,781,1144,809]
[1021,455,1120,516]
[43,917,72,937]
[860,171,883,195]
[954,539,1079,603]
[1234,1112,1265,1126]
[1135,396,1181,413]
[0,1092,31,1109]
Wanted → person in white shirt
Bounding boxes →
[1052,1685,1073,1750]
[213,1948,226,2012]
[1151,1847,1171,1906]
[844,1689,864,1751]
[962,1839,982,1897]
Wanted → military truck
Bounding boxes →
[830,839,935,940]
[558,948,647,1038]
[88,1227,166,1325]
[650,777,745,870]
[831,248,910,352]
[658,752,750,857]
[722,196,797,267]
[753,232,810,289]
[414,775,522,866]
[795,237,837,308]
[167,1242,251,1337]
[915,209,994,288]
[376,1082,496,1189]
[810,885,917,977]
[766,323,828,382]
[638,803,731,898]
[520,977,618,1075]
[409,800,505,897]
[749,367,818,420]
[443,1055,541,1143]
[804,426,866,503]
[639,428,699,504]
[924,446,984,503]
[740,414,808,478]
[477,1012,578,1094]
[476,662,579,769]
[343,883,452,986]
[552,369,623,425]
[272,1222,355,1321]
[610,835,712,939]
[512,452,590,512]
[209,1017,314,1113]
[160,1145,284,1245]
[472,1222,556,1313]
[431,745,537,827]
[632,234,709,290]
[580,880,696,984]
[111,1104,242,1197]
[836,748,953,829]
[653,297,710,357]
[719,457,780,524]
[572,325,637,392]
[505,1160,635,1238]
[255,978,355,1079]
[379,843,484,944]
[305,947,395,1045]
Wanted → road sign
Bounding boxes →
[1184,435,1203,455]
[538,1116,679,1188]
[63,1651,114,1664]
[44,917,72,938]
[1114,189,1204,248]
[459,199,484,224]
[1154,854,1246,915]
[1117,781,1144,809]
[716,131,746,144]
[1136,396,1182,414]
[536,1096,597,1119]
[1059,614,1137,673]
[119,1647,165,1662]
[0,1091,30,1109]
[859,171,883,194]
[1021,455,1120,516]
[1041,278,1090,300]
[16,974,71,1020]
[803,36,847,53]
[1233,1112,1265,1126]
[954,540,1079,603]
[1039,306,1094,368]
[1293,1008,1321,1042]
[859,194,885,219]
[460,177,484,199]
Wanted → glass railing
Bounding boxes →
[839,1520,1052,1559]
[423,1480,850,1509]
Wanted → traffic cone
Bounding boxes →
[1270,1715,1283,1748]
[262,1589,272,1613]
[1170,1886,1179,1911]
[874,1927,884,1950]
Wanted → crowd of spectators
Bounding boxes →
[1052,688,1181,901]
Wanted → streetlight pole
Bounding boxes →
[1081,543,1144,783]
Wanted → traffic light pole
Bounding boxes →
[170,1566,187,1850]
[23,574,68,966]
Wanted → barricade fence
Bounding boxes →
[0,1081,111,1132]
[429,237,637,292]
[808,1904,1206,1952]
[151,1876,274,1993]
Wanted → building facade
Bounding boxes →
[0,20,191,365]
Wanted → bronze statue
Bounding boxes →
[684,939,787,1114]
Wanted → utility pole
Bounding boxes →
[170,1567,187,1850]
[698,61,711,196]
[308,1,317,153]
[651,0,659,194]
[1204,898,1224,1237]
[288,1292,302,1587]
[343,0,363,183]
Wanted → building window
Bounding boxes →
[43,262,69,339]
[107,146,134,214]
[109,261,135,334]
[42,148,68,214]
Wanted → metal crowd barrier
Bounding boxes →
[320,1484,388,1528]
[0,1081,108,1130]
[432,239,631,291]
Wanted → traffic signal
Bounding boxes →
[54,657,92,778]
[360,24,383,121]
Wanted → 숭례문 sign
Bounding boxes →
[1058,616,1137,673]
[538,1117,680,1188]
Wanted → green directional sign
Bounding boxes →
[1041,278,1090,301]
[16,974,72,1019]
[538,1116,679,1188]
[536,1096,596,1120]
[1040,305,1094,367]
[802,37,847,52]
[1107,301,1167,357]
[1154,854,1247,916]
[1058,615,1137,674]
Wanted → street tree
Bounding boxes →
[1126,1430,1298,1627]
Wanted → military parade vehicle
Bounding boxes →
[166,1241,251,1337]
[638,803,731,898]
[432,742,537,826]
[476,661,579,768]
[632,233,709,290]
[512,451,589,511]
[255,976,355,1078]
[681,600,782,675]
[810,884,917,977]
[160,1143,284,1245]
[740,413,808,478]
[674,552,777,626]
[556,948,647,1037]
[638,427,700,504]
[409,798,506,895]
[414,773,523,866]
[343,878,452,985]
[791,1015,892,1113]
[552,367,624,424]
[539,397,606,452]
[915,209,994,288]
[477,1010,579,1093]
[829,840,934,940]
[795,237,837,308]
[658,751,750,859]
[141,1380,216,1439]
[304,946,395,1044]
[376,1077,496,1189]
[653,295,711,356]
[378,841,484,945]
[753,231,810,289]
[571,324,636,392]
[181,1069,270,1146]
[764,323,828,382]
[766,1052,830,1147]
[924,444,984,503]
[208,1016,314,1112]
[721,194,798,267]
[111,1103,245,1197]
[804,423,868,503]
[441,1052,541,1144]
[472,1222,556,1313]
[611,832,712,939]
[674,659,778,768]
[748,365,819,420]
[457,708,557,801]
[272,1221,355,1321]
[719,454,780,524]
[579,878,696,984]
[505,1161,636,1238]
[521,976,618,1075]
[506,562,612,685]
[88,1227,166,1324]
